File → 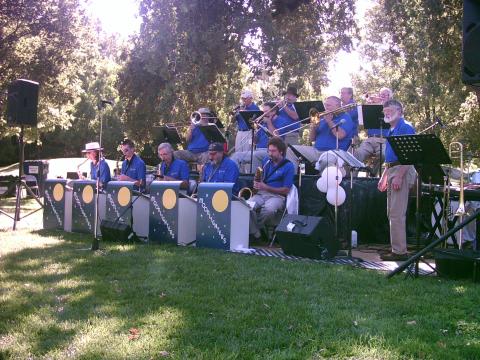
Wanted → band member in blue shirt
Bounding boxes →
[201,142,240,194]
[273,86,300,145]
[234,89,260,153]
[290,96,354,172]
[174,107,212,165]
[119,138,146,192]
[157,142,190,190]
[249,137,295,242]
[354,87,393,174]
[377,99,416,261]
[340,87,358,135]
[80,142,111,188]
[231,102,278,173]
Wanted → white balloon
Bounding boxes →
[337,157,345,168]
[326,186,346,206]
[321,166,343,188]
[316,176,328,193]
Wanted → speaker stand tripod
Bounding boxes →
[11,125,44,230]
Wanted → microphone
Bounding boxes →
[434,116,445,128]
[330,119,346,130]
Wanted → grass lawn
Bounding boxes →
[0,200,479,359]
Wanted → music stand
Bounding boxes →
[332,150,366,259]
[238,110,264,173]
[387,134,451,276]
[360,105,390,176]
[294,101,325,122]
[153,126,183,148]
[199,124,227,144]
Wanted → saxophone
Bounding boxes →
[238,166,263,200]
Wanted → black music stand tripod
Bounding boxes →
[387,134,451,277]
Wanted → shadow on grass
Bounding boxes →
[1,231,480,359]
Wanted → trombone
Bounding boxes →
[448,141,466,248]
[274,102,357,137]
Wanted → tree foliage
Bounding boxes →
[117,0,357,142]
[353,0,480,156]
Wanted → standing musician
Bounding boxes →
[377,99,416,261]
[80,142,111,188]
[201,142,240,194]
[231,102,278,173]
[273,86,300,145]
[174,107,212,165]
[340,87,359,136]
[290,96,354,172]
[157,142,189,190]
[249,137,295,242]
[354,87,393,172]
[234,89,260,153]
[118,138,146,192]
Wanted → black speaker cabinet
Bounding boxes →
[463,0,480,85]
[7,79,39,127]
[276,214,338,260]
[100,219,137,242]
[434,249,480,281]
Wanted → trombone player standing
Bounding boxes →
[174,107,212,165]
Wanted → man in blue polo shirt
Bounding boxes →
[340,87,358,135]
[174,107,211,165]
[273,86,300,146]
[157,142,189,190]
[290,96,354,172]
[201,142,240,194]
[234,89,260,153]
[119,138,146,192]
[231,102,278,173]
[378,99,416,261]
[249,137,295,242]
[80,142,111,189]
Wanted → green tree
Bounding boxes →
[117,0,357,143]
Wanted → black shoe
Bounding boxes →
[380,252,409,261]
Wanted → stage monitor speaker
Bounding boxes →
[100,219,138,242]
[462,0,480,85]
[434,249,480,281]
[7,79,39,127]
[276,214,338,260]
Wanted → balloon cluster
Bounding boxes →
[316,165,347,206]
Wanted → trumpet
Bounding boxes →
[363,93,384,104]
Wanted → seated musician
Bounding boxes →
[118,138,146,192]
[273,86,300,145]
[157,142,189,190]
[354,87,393,174]
[249,137,295,242]
[174,107,212,165]
[81,141,111,188]
[290,96,354,172]
[201,142,240,194]
[234,89,260,153]
[231,102,278,173]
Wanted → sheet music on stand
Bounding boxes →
[152,126,183,147]
[238,110,264,130]
[199,124,226,143]
[331,149,366,169]
[294,101,325,121]
[358,104,390,129]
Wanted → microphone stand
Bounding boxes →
[92,100,112,251]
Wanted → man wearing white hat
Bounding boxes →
[81,142,111,188]
[174,107,212,165]
[233,89,260,154]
